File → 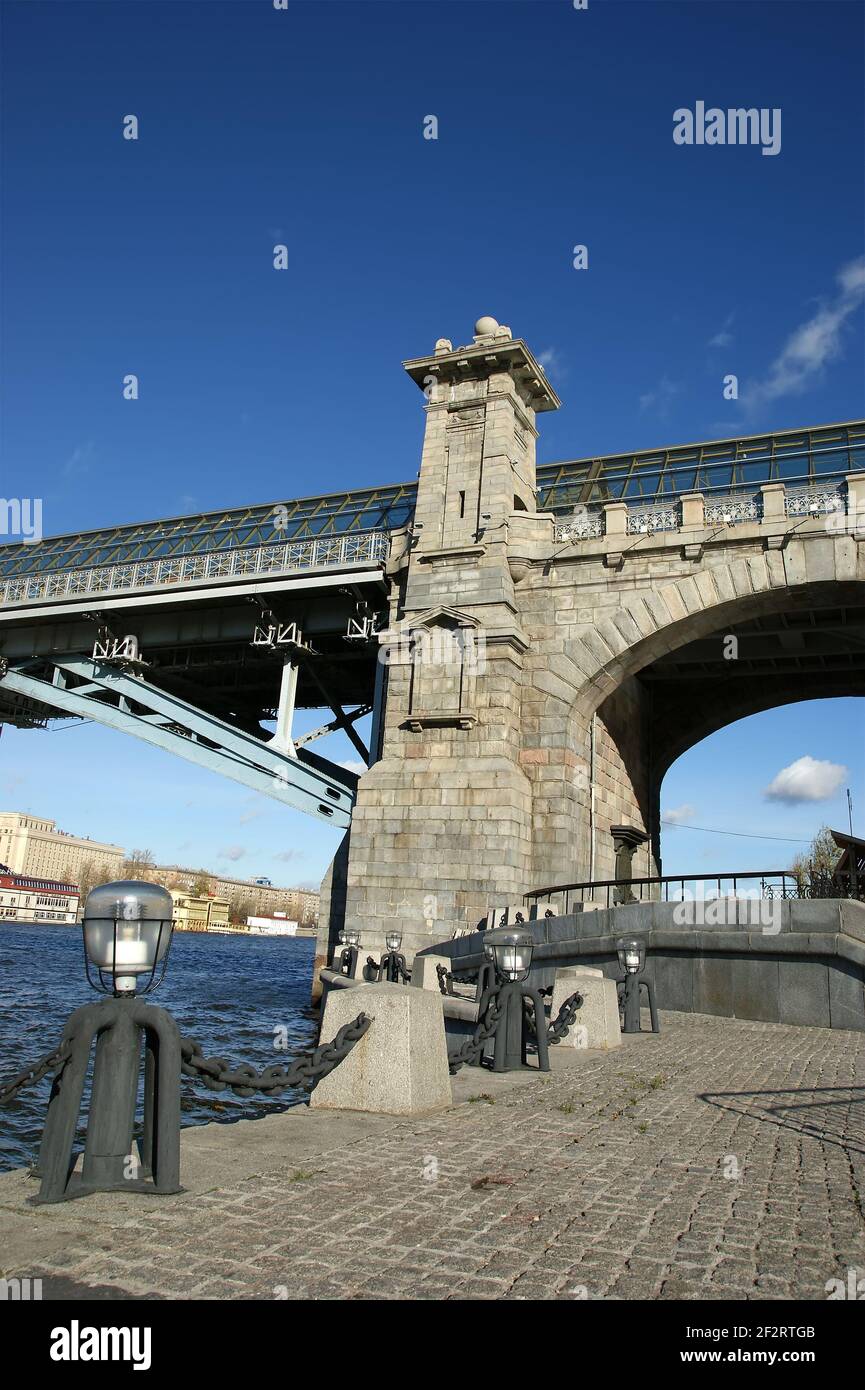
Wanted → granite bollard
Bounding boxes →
[310,982,453,1114]
[552,967,621,1050]
[410,953,451,991]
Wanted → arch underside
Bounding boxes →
[590,576,865,879]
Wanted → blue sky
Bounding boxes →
[1,0,863,888]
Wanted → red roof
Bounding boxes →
[0,872,78,895]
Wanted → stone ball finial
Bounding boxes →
[474,316,499,337]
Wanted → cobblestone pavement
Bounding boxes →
[6,1012,865,1301]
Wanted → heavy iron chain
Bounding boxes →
[179,1012,372,1097]
[447,989,504,1075]
[437,963,478,996]
[0,1038,72,1106]
[524,991,584,1045]
[366,955,412,984]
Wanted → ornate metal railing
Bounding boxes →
[784,484,846,519]
[550,472,859,546]
[524,869,807,915]
[704,492,762,526]
[0,531,389,608]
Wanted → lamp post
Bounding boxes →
[369,930,409,983]
[615,936,659,1034]
[339,927,360,978]
[34,881,183,1204]
[482,926,551,1072]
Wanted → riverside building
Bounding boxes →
[0,865,79,923]
[0,813,124,887]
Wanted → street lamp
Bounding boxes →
[482,926,550,1073]
[616,937,645,977]
[339,928,361,978]
[82,881,175,994]
[484,925,534,982]
[33,881,182,1205]
[369,930,409,983]
[615,936,659,1034]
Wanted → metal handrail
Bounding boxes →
[0,530,390,608]
[524,869,802,915]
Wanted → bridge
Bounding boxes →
[1,316,863,978]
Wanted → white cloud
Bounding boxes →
[639,376,680,416]
[217,845,246,861]
[745,255,865,409]
[708,313,735,349]
[537,347,564,378]
[662,804,696,826]
[273,849,304,863]
[63,441,95,477]
[339,759,366,775]
[763,755,847,804]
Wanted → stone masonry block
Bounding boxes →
[551,968,621,1050]
[310,982,452,1115]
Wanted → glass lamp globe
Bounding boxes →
[483,926,534,983]
[616,937,646,975]
[344,928,360,948]
[83,881,175,994]
[385,931,402,952]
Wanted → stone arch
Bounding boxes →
[573,535,863,722]
[522,534,864,891]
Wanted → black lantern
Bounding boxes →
[34,881,182,1205]
[483,926,534,983]
[615,935,659,1034]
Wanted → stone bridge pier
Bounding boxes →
[315,318,865,985]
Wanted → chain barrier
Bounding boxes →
[447,988,504,1074]
[0,1038,72,1106]
[524,991,584,1045]
[179,1012,372,1097]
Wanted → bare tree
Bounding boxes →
[791,825,841,894]
[121,849,156,880]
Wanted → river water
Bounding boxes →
[0,922,319,1173]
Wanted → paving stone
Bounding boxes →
[6,1012,864,1301]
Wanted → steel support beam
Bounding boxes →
[0,656,357,828]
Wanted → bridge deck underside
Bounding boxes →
[633,592,865,778]
[0,583,383,733]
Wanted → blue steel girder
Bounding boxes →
[0,656,357,829]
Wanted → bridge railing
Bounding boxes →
[524,870,807,914]
[0,531,390,608]
[552,473,860,541]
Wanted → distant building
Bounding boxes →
[0,813,124,889]
[169,890,231,932]
[0,865,79,923]
[159,865,319,925]
[246,914,298,936]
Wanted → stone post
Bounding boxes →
[760,482,786,522]
[680,492,705,528]
[309,982,452,1114]
[610,824,651,903]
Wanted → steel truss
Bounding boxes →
[0,655,357,828]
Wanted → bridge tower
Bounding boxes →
[318,317,564,973]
